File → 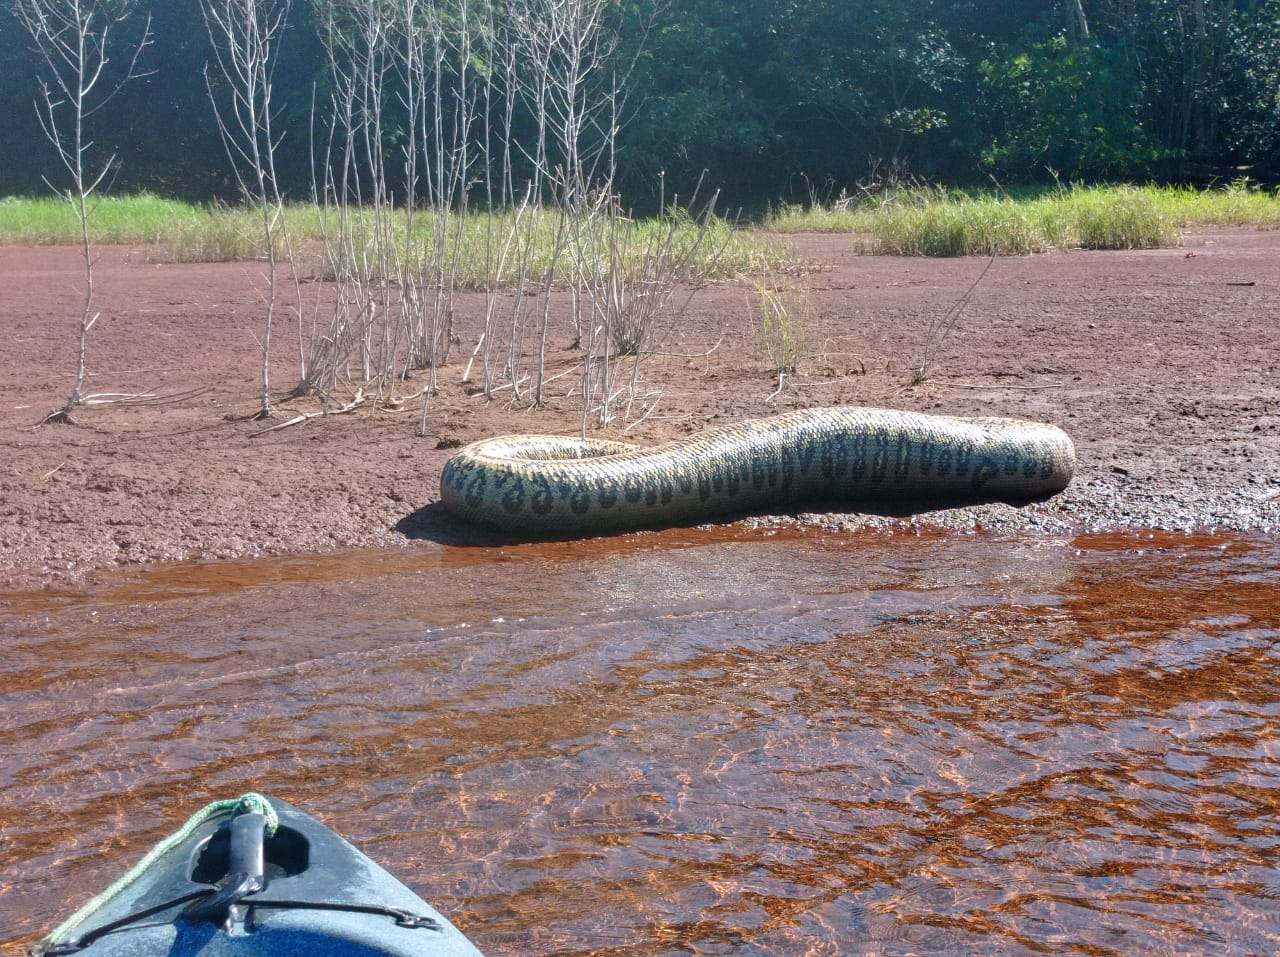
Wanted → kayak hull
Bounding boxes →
[42,797,484,957]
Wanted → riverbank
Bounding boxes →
[3,228,1277,587]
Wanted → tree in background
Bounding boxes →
[1220,1,1280,166]
[13,0,152,424]
[1,0,1278,205]
[978,36,1161,181]
[1137,0,1280,175]
[620,0,962,203]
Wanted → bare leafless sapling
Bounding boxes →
[201,0,297,419]
[14,0,152,424]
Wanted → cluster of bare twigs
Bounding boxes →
[263,0,723,437]
[20,0,730,438]
[570,179,728,433]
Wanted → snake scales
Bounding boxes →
[441,406,1075,534]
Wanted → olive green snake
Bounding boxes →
[441,406,1075,535]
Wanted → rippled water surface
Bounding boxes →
[2,529,1278,955]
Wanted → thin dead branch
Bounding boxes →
[15,0,152,424]
[201,0,295,419]
[249,389,366,436]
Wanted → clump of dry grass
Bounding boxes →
[767,182,1278,255]
[754,276,809,375]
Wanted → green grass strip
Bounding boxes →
[767,182,1280,256]
[0,193,791,284]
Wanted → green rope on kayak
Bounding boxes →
[45,792,278,946]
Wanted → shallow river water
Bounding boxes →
[1,528,1278,955]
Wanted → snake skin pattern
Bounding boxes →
[441,406,1076,534]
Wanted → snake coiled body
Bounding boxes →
[441,406,1076,534]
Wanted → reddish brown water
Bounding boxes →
[2,529,1279,955]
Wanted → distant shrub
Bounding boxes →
[767,183,1278,256]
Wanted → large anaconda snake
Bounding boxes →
[441,406,1075,534]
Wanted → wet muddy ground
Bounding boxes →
[2,529,1278,954]
[3,229,1279,586]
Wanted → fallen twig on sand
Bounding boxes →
[651,336,725,359]
[80,391,157,405]
[623,393,663,433]
[939,381,1070,391]
[485,367,575,399]
[787,378,848,388]
[81,385,213,406]
[249,390,365,437]
[58,367,179,377]
[480,375,530,398]
[766,371,787,403]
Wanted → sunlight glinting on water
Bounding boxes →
[2,530,1278,954]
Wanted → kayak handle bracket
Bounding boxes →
[183,871,264,926]
[184,811,267,927]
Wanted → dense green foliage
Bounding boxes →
[1,0,1277,205]
[977,38,1159,180]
